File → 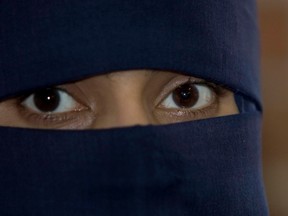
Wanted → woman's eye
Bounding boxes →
[21,88,78,114]
[160,83,214,110]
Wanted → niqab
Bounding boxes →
[0,0,268,215]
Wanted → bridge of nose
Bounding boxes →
[90,70,155,128]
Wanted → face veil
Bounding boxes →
[0,0,268,215]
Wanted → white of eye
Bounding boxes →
[160,84,213,109]
[22,89,78,114]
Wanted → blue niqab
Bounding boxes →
[0,0,268,215]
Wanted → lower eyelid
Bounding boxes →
[158,99,218,114]
[20,110,75,124]
[154,100,219,121]
[16,104,86,128]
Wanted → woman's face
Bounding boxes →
[0,70,238,129]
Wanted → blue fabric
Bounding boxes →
[0,0,268,215]
[0,114,267,215]
[235,94,258,113]
[0,0,260,107]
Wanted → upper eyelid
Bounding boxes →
[154,76,217,107]
[17,87,66,100]
[16,83,105,115]
[19,87,88,113]
[17,88,61,109]
[19,86,85,106]
[154,76,190,106]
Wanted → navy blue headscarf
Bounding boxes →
[0,0,268,215]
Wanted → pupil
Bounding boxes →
[172,83,199,108]
[33,88,60,112]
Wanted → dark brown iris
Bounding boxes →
[33,88,60,112]
[172,83,199,108]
